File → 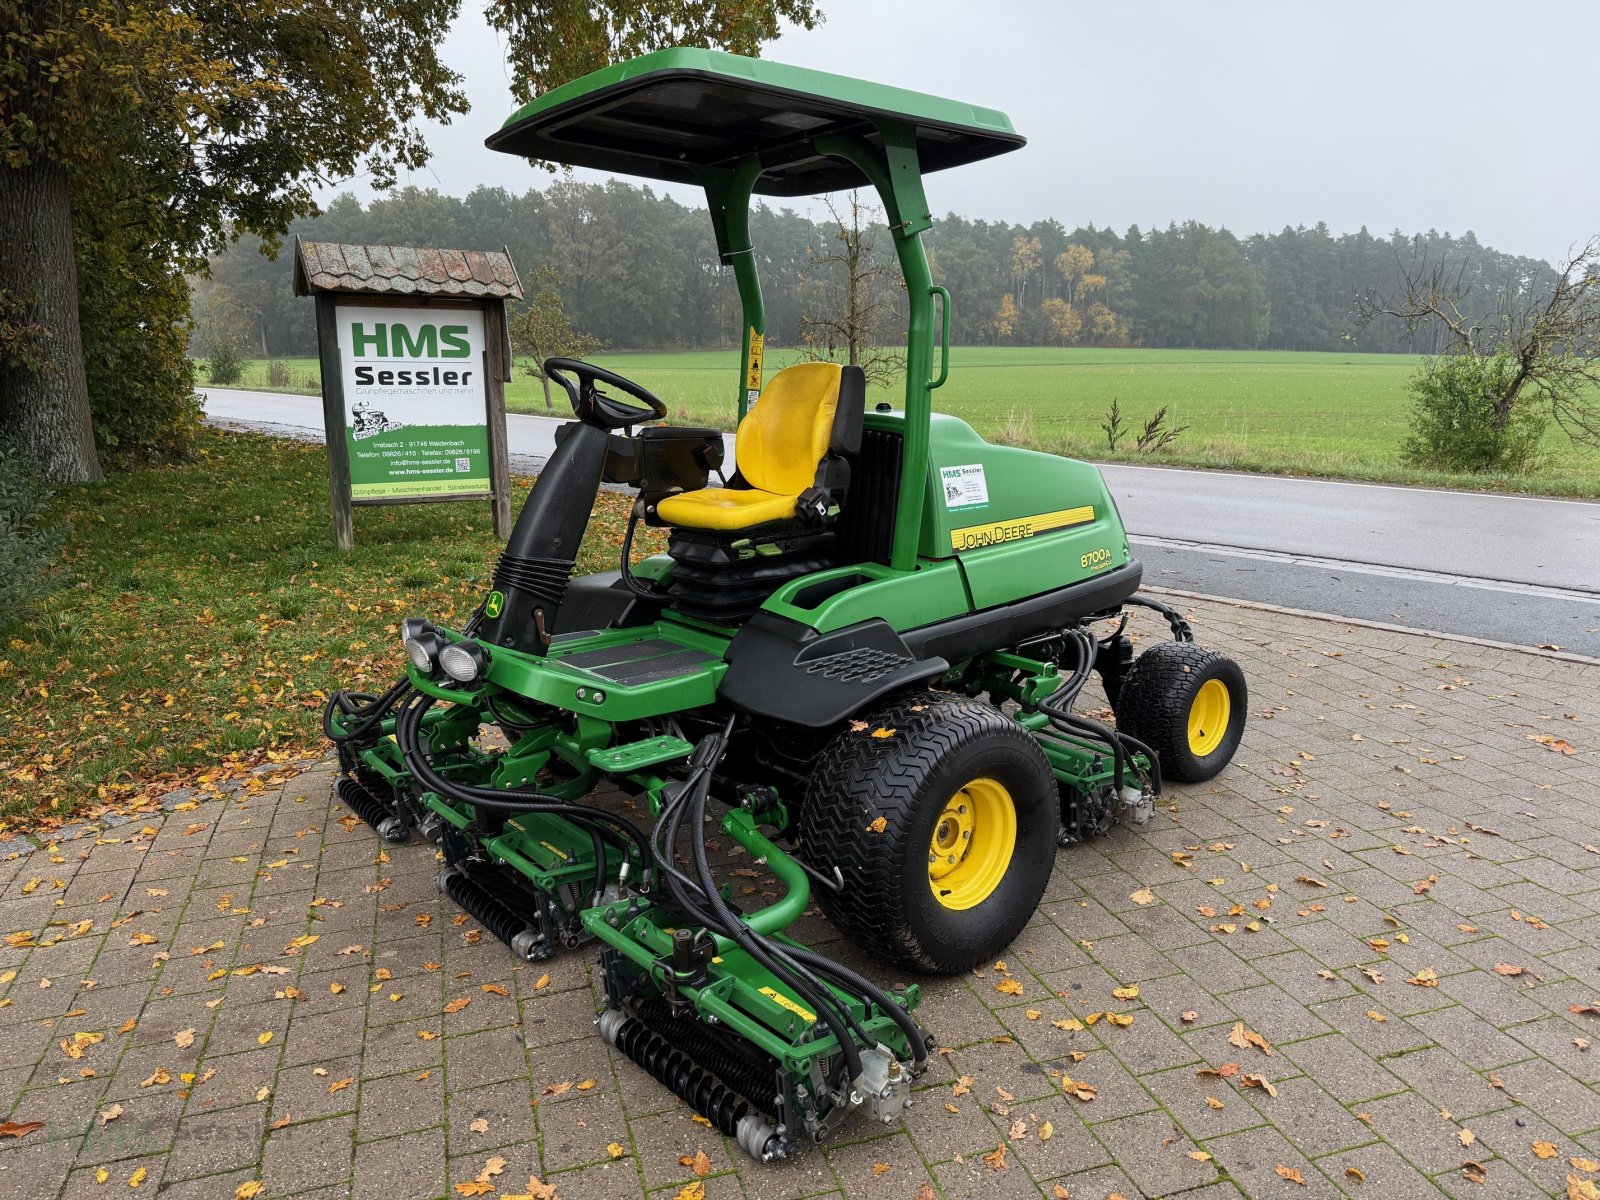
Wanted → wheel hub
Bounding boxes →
[1187,678,1231,757]
[927,777,1016,911]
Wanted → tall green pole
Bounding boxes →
[700,157,768,421]
[814,125,938,571]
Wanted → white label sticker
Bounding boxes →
[940,463,989,509]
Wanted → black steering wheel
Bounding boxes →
[544,357,666,431]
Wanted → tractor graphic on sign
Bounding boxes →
[350,400,402,440]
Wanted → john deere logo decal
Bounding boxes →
[484,591,504,619]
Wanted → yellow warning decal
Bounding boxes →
[759,985,816,1023]
[950,505,1095,552]
[539,841,570,861]
[746,329,765,391]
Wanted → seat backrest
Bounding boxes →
[736,362,863,496]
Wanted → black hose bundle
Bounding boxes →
[323,677,413,746]
[1030,627,1161,797]
[618,509,670,603]
[648,718,930,1083]
[395,689,926,1084]
[394,692,653,909]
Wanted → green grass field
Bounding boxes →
[211,347,1600,496]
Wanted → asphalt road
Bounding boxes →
[202,387,1600,657]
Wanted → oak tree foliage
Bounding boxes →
[1,0,817,479]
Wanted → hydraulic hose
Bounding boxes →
[397,695,627,904]
[395,694,654,883]
[618,510,670,603]
[1126,594,1194,642]
[780,945,930,1069]
[323,677,412,744]
[677,725,865,1081]
[652,724,867,1080]
[1031,627,1163,797]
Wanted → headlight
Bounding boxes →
[401,617,433,644]
[439,641,490,684]
[404,630,443,674]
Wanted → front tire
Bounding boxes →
[798,692,1057,974]
[1114,642,1247,783]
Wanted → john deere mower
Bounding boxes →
[325,49,1247,1161]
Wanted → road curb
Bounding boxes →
[1145,585,1600,667]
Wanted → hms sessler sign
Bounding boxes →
[336,306,492,500]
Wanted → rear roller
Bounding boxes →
[334,770,408,842]
[598,1005,787,1161]
[437,866,551,962]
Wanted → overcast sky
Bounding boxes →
[320,0,1598,265]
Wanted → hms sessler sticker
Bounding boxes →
[940,463,989,509]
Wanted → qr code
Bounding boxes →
[455,457,471,472]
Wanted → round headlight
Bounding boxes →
[404,630,442,674]
[401,617,433,645]
[439,641,489,684]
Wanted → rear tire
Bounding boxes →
[798,692,1057,974]
[1114,642,1246,783]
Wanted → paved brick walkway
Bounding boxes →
[3,597,1598,1200]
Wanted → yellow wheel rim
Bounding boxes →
[928,777,1016,911]
[1187,678,1231,757]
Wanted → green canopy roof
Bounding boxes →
[485,48,1024,196]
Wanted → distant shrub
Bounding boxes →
[265,359,291,388]
[1102,397,1187,455]
[206,341,245,386]
[1135,405,1188,453]
[1101,398,1126,452]
[1402,353,1546,473]
[0,437,65,628]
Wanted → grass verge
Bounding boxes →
[0,429,658,833]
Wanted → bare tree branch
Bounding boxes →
[1355,235,1600,448]
[797,192,904,388]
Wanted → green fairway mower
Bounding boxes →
[324,48,1247,1161]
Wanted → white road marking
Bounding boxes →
[1131,535,1600,605]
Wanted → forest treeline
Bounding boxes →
[196,179,1558,358]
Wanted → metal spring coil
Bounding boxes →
[610,1015,754,1139]
[335,774,396,835]
[441,870,534,952]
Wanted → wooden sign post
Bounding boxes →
[294,241,522,550]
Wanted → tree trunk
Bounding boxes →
[0,158,102,482]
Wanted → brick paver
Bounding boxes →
[3,597,1597,1199]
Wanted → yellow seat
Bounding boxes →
[657,361,851,532]
[657,486,799,529]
